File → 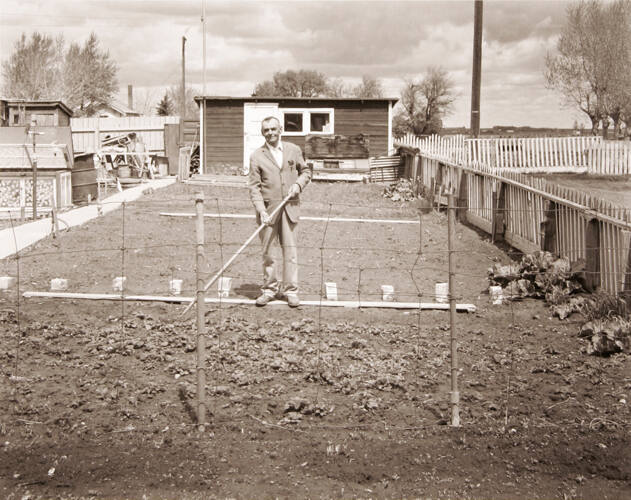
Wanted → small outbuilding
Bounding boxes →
[0,126,73,215]
[194,96,398,175]
[0,99,73,128]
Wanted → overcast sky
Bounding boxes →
[0,0,582,128]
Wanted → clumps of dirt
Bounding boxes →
[382,179,417,202]
[488,251,585,304]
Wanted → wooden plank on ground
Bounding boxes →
[21,291,477,312]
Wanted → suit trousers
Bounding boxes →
[258,210,298,297]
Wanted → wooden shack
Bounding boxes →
[0,100,73,128]
[0,127,73,216]
[193,96,398,175]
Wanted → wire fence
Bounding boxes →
[1,187,629,436]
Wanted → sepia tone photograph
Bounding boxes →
[0,0,630,498]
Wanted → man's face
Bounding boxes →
[261,119,281,147]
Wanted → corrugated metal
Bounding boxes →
[369,156,403,182]
[71,116,180,155]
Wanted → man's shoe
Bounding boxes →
[286,294,300,308]
[255,293,275,306]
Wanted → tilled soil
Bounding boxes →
[0,182,629,499]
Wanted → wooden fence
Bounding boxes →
[396,133,467,165]
[396,134,631,175]
[401,152,631,297]
[71,116,180,155]
[587,141,631,175]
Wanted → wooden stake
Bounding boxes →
[195,192,206,430]
[448,194,460,427]
[51,205,59,239]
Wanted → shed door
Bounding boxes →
[243,102,279,174]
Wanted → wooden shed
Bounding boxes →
[1,100,73,128]
[0,126,73,214]
[194,96,398,174]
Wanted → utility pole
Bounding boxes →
[201,0,207,176]
[181,35,187,146]
[470,0,483,138]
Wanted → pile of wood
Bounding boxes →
[382,178,417,202]
[488,251,585,303]
[189,145,200,174]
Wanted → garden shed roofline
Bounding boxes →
[194,96,398,105]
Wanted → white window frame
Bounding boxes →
[280,108,334,136]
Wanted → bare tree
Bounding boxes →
[132,87,161,116]
[1,32,65,100]
[3,31,118,117]
[351,75,384,98]
[393,67,455,136]
[167,84,198,118]
[327,77,350,98]
[545,0,631,137]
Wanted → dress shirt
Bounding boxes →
[266,141,283,169]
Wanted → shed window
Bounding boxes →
[280,108,334,136]
[283,112,303,132]
[310,112,331,132]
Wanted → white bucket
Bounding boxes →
[217,277,232,298]
[0,276,16,290]
[112,276,127,292]
[435,282,449,303]
[381,284,395,302]
[50,278,68,291]
[489,285,503,305]
[325,282,338,301]
[169,279,183,296]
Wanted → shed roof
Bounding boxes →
[194,95,398,105]
[2,99,73,117]
[97,99,140,116]
[0,144,71,169]
[0,127,73,169]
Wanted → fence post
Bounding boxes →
[448,194,460,427]
[195,191,207,430]
[457,170,468,222]
[621,230,631,308]
[584,214,601,292]
[541,201,558,254]
[491,183,506,243]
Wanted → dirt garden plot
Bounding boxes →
[0,182,630,499]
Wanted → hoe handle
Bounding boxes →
[181,193,293,316]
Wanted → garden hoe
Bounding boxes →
[181,193,293,316]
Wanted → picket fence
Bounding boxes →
[396,133,631,175]
[71,116,180,155]
[394,136,631,297]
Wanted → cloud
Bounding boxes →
[0,0,579,127]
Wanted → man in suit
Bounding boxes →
[248,116,312,307]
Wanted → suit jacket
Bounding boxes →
[248,141,312,224]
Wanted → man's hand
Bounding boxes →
[260,211,272,226]
[287,183,301,198]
